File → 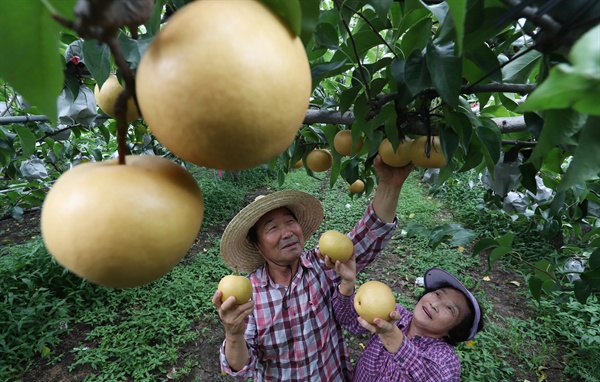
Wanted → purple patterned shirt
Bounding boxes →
[220,201,397,381]
[333,292,461,381]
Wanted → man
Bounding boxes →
[212,155,414,381]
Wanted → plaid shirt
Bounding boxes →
[220,201,397,381]
[333,293,461,381]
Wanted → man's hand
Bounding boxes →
[212,290,255,337]
[324,252,356,296]
[373,154,415,188]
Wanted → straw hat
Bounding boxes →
[424,268,481,341]
[220,190,324,273]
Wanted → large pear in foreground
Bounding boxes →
[136,0,311,170]
[354,280,397,324]
[41,155,204,288]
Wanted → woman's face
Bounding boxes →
[411,287,471,339]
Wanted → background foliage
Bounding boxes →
[0,0,599,378]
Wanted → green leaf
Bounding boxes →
[517,65,600,115]
[463,6,509,51]
[395,2,429,40]
[365,0,393,21]
[589,248,600,269]
[541,279,559,294]
[314,22,339,50]
[428,223,473,249]
[144,0,166,36]
[542,219,560,240]
[464,43,502,83]
[404,49,431,97]
[97,124,111,144]
[12,125,37,157]
[540,147,568,174]
[47,0,77,19]
[310,60,347,86]
[426,40,462,109]
[117,33,153,71]
[445,109,473,151]
[529,109,586,166]
[449,227,477,246]
[446,0,467,55]
[489,246,511,266]
[299,0,320,46]
[573,279,592,304]
[439,126,460,162]
[400,17,432,57]
[340,86,362,115]
[0,2,64,123]
[258,0,302,36]
[569,24,600,76]
[580,266,600,289]
[338,30,385,60]
[459,140,484,172]
[472,237,499,255]
[533,259,555,281]
[519,162,538,194]
[83,39,111,87]
[496,231,514,247]
[528,276,543,301]
[404,221,430,237]
[502,49,542,84]
[389,58,414,107]
[560,116,600,191]
[474,118,501,174]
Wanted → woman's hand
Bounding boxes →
[358,310,404,353]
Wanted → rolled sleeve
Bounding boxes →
[332,287,367,335]
[219,340,255,380]
[350,201,398,273]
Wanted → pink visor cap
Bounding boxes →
[424,268,481,341]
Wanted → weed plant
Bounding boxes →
[430,170,597,381]
[2,166,596,381]
[0,240,80,377]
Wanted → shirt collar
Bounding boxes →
[254,251,312,287]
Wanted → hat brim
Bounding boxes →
[424,268,481,341]
[220,190,324,273]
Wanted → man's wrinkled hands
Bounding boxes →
[212,290,255,337]
[320,250,357,285]
[373,154,414,187]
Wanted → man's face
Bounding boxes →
[254,207,305,265]
[412,287,470,338]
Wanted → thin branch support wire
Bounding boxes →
[334,0,373,104]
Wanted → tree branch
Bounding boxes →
[340,2,399,59]
[334,0,372,103]
[36,125,81,142]
[0,92,17,117]
[303,109,527,134]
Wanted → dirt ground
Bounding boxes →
[2,205,571,382]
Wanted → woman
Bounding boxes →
[330,254,484,382]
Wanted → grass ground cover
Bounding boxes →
[0,166,597,381]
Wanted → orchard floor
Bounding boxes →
[2,206,572,382]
